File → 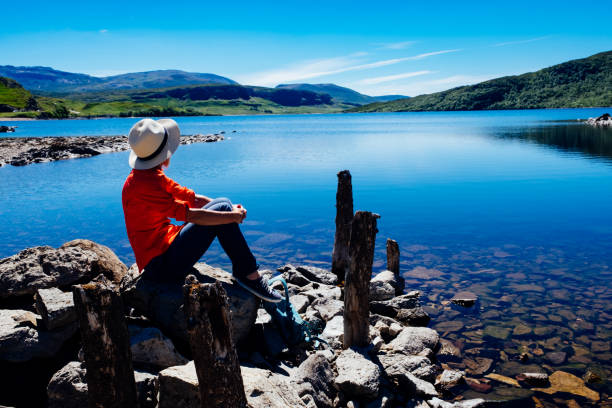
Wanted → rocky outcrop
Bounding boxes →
[0,125,16,133]
[0,133,224,167]
[120,263,258,348]
[291,353,337,408]
[0,309,77,362]
[385,326,439,355]
[586,113,612,127]
[369,270,398,301]
[0,240,127,298]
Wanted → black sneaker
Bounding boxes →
[235,275,283,303]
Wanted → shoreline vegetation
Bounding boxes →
[0,132,225,167]
[1,51,610,120]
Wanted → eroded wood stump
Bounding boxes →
[332,169,353,282]
[72,274,138,408]
[344,211,380,348]
[182,275,246,408]
[386,238,399,275]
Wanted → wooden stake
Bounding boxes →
[183,275,246,408]
[344,211,379,348]
[386,238,400,275]
[332,169,353,281]
[72,275,138,408]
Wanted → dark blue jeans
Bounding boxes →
[141,197,257,283]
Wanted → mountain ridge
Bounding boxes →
[349,51,612,112]
[276,83,408,105]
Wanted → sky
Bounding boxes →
[1,1,610,96]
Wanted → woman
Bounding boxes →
[122,118,281,302]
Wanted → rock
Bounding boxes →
[0,309,77,362]
[291,353,336,408]
[464,357,493,376]
[516,372,549,387]
[450,291,477,307]
[310,297,343,321]
[370,292,429,327]
[280,267,311,287]
[586,113,612,127]
[47,361,159,408]
[0,125,17,133]
[35,287,76,330]
[301,284,342,302]
[369,270,397,301]
[129,325,189,369]
[482,325,510,341]
[378,353,437,382]
[335,348,381,399]
[484,373,519,387]
[60,239,128,282]
[398,372,438,398]
[545,351,567,365]
[465,378,491,393]
[321,315,344,349]
[428,397,485,408]
[295,265,338,286]
[436,339,462,362]
[0,240,127,298]
[387,327,439,355]
[462,387,533,406]
[292,294,310,313]
[436,369,465,390]
[396,307,430,327]
[434,321,463,333]
[120,263,258,348]
[532,370,600,401]
[242,365,309,407]
[158,361,200,408]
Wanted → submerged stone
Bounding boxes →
[533,371,600,402]
[450,291,478,307]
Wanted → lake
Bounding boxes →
[1,109,611,398]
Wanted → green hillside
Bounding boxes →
[276,83,408,105]
[0,77,38,112]
[350,51,612,112]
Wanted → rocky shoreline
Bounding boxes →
[0,240,605,408]
[586,113,612,127]
[0,132,226,167]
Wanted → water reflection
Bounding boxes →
[496,123,612,163]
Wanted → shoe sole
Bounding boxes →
[234,278,282,303]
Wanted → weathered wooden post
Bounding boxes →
[182,275,247,408]
[386,238,405,295]
[344,211,380,348]
[332,169,354,282]
[72,274,138,408]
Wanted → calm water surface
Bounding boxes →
[1,110,611,400]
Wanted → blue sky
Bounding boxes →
[2,1,610,96]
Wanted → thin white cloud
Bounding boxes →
[382,41,416,50]
[240,49,461,86]
[494,36,550,47]
[357,70,433,85]
[99,29,108,33]
[352,74,497,97]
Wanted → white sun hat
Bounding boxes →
[128,118,181,169]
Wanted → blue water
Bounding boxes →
[2,109,611,271]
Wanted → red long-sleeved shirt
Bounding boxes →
[122,168,196,271]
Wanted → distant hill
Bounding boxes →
[350,50,612,112]
[276,83,408,105]
[0,76,38,112]
[0,66,237,94]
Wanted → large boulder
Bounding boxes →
[291,353,336,408]
[0,309,77,362]
[129,325,189,369]
[369,270,397,301]
[47,361,158,408]
[386,327,439,355]
[278,264,338,286]
[120,263,258,348]
[157,361,309,408]
[335,348,381,400]
[0,240,127,298]
[378,353,437,382]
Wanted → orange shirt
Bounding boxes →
[122,168,195,271]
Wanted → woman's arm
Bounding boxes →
[186,207,246,225]
[193,194,213,208]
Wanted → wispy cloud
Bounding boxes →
[381,40,416,50]
[240,49,461,86]
[357,70,433,85]
[99,29,108,33]
[352,74,497,97]
[493,36,550,47]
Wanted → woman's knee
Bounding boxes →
[205,197,233,212]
